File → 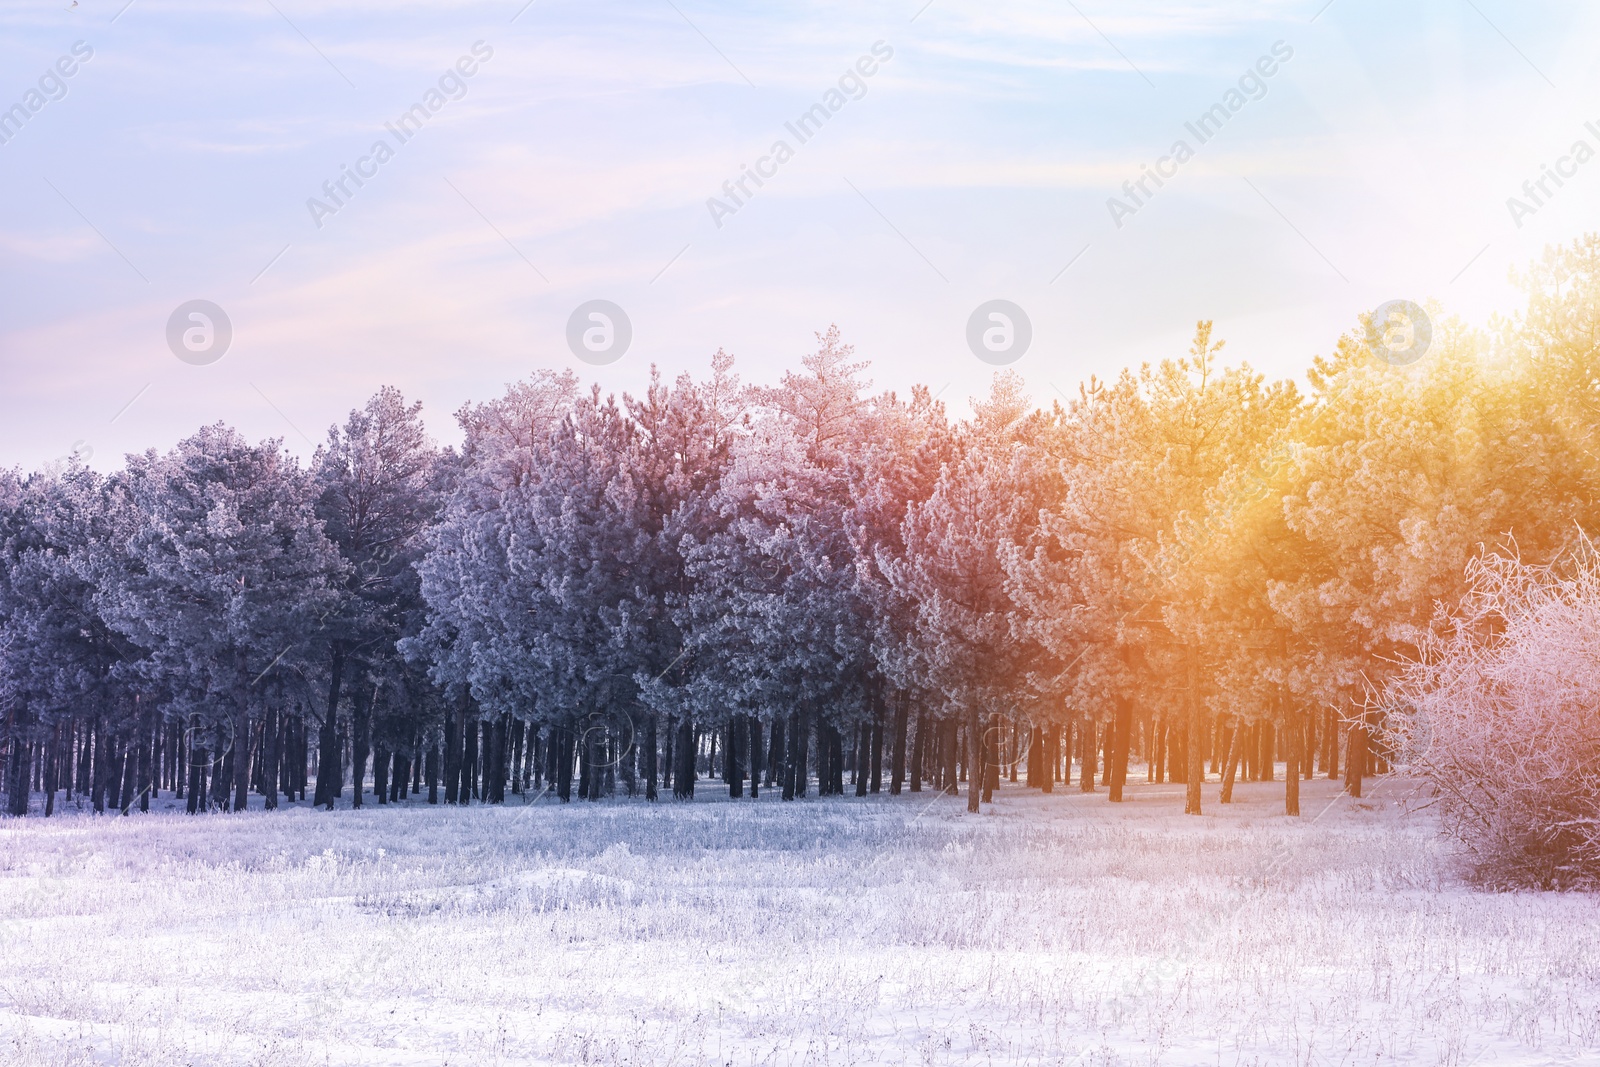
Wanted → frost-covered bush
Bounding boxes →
[1390,543,1600,889]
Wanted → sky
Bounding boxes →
[0,0,1595,471]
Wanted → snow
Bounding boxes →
[2,776,1597,1066]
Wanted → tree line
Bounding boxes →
[5,237,1600,823]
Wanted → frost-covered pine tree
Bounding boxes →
[408,369,579,802]
[889,372,1053,812]
[1,465,132,815]
[313,387,441,808]
[678,328,877,801]
[625,354,748,800]
[850,382,952,796]
[97,426,344,812]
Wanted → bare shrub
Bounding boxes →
[1389,541,1600,889]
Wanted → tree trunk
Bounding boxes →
[186,717,204,814]
[674,716,695,800]
[350,681,372,810]
[822,722,835,796]
[728,715,744,798]
[604,728,618,797]
[526,727,537,794]
[105,733,123,814]
[1284,710,1300,816]
[510,718,524,795]
[121,728,140,814]
[298,713,310,800]
[462,714,480,803]
[978,715,993,803]
[869,707,884,794]
[43,722,60,817]
[138,713,155,812]
[1325,707,1340,780]
[492,714,509,803]
[1040,723,1053,789]
[1060,720,1072,787]
[59,720,75,803]
[583,723,600,802]
[212,725,232,811]
[661,716,674,794]
[1109,696,1132,802]
[747,715,760,799]
[444,704,460,803]
[260,703,279,811]
[781,710,797,801]
[1219,717,1243,804]
[848,723,859,790]
[829,723,845,795]
[1144,716,1155,783]
[3,725,27,817]
[907,708,924,793]
[1260,719,1276,781]
[1184,648,1203,816]
[473,718,486,801]
[106,733,124,815]
[1303,710,1316,780]
[1154,716,1167,783]
[1079,718,1096,793]
[92,722,108,814]
[1008,720,1019,783]
[944,720,960,795]
[853,722,867,797]
[889,695,908,795]
[427,737,439,804]
[151,717,163,802]
[78,719,94,802]
[374,744,390,803]
[314,646,345,809]
[1345,714,1367,798]
[967,705,983,813]
[556,718,574,802]
[1100,717,1113,786]
[169,720,180,799]
[766,715,782,788]
[1025,723,1039,788]
[526,727,538,793]
[531,725,545,792]
[644,714,659,801]
[794,705,810,798]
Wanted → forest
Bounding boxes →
[4,237,1600,887]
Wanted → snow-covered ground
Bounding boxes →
[2,776,1597,1067]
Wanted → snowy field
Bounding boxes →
[2,776,1597,1067]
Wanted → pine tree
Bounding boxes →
[95,426,344,812]
[314,387,442,809]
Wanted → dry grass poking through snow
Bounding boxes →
[1,776,1598,1066]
